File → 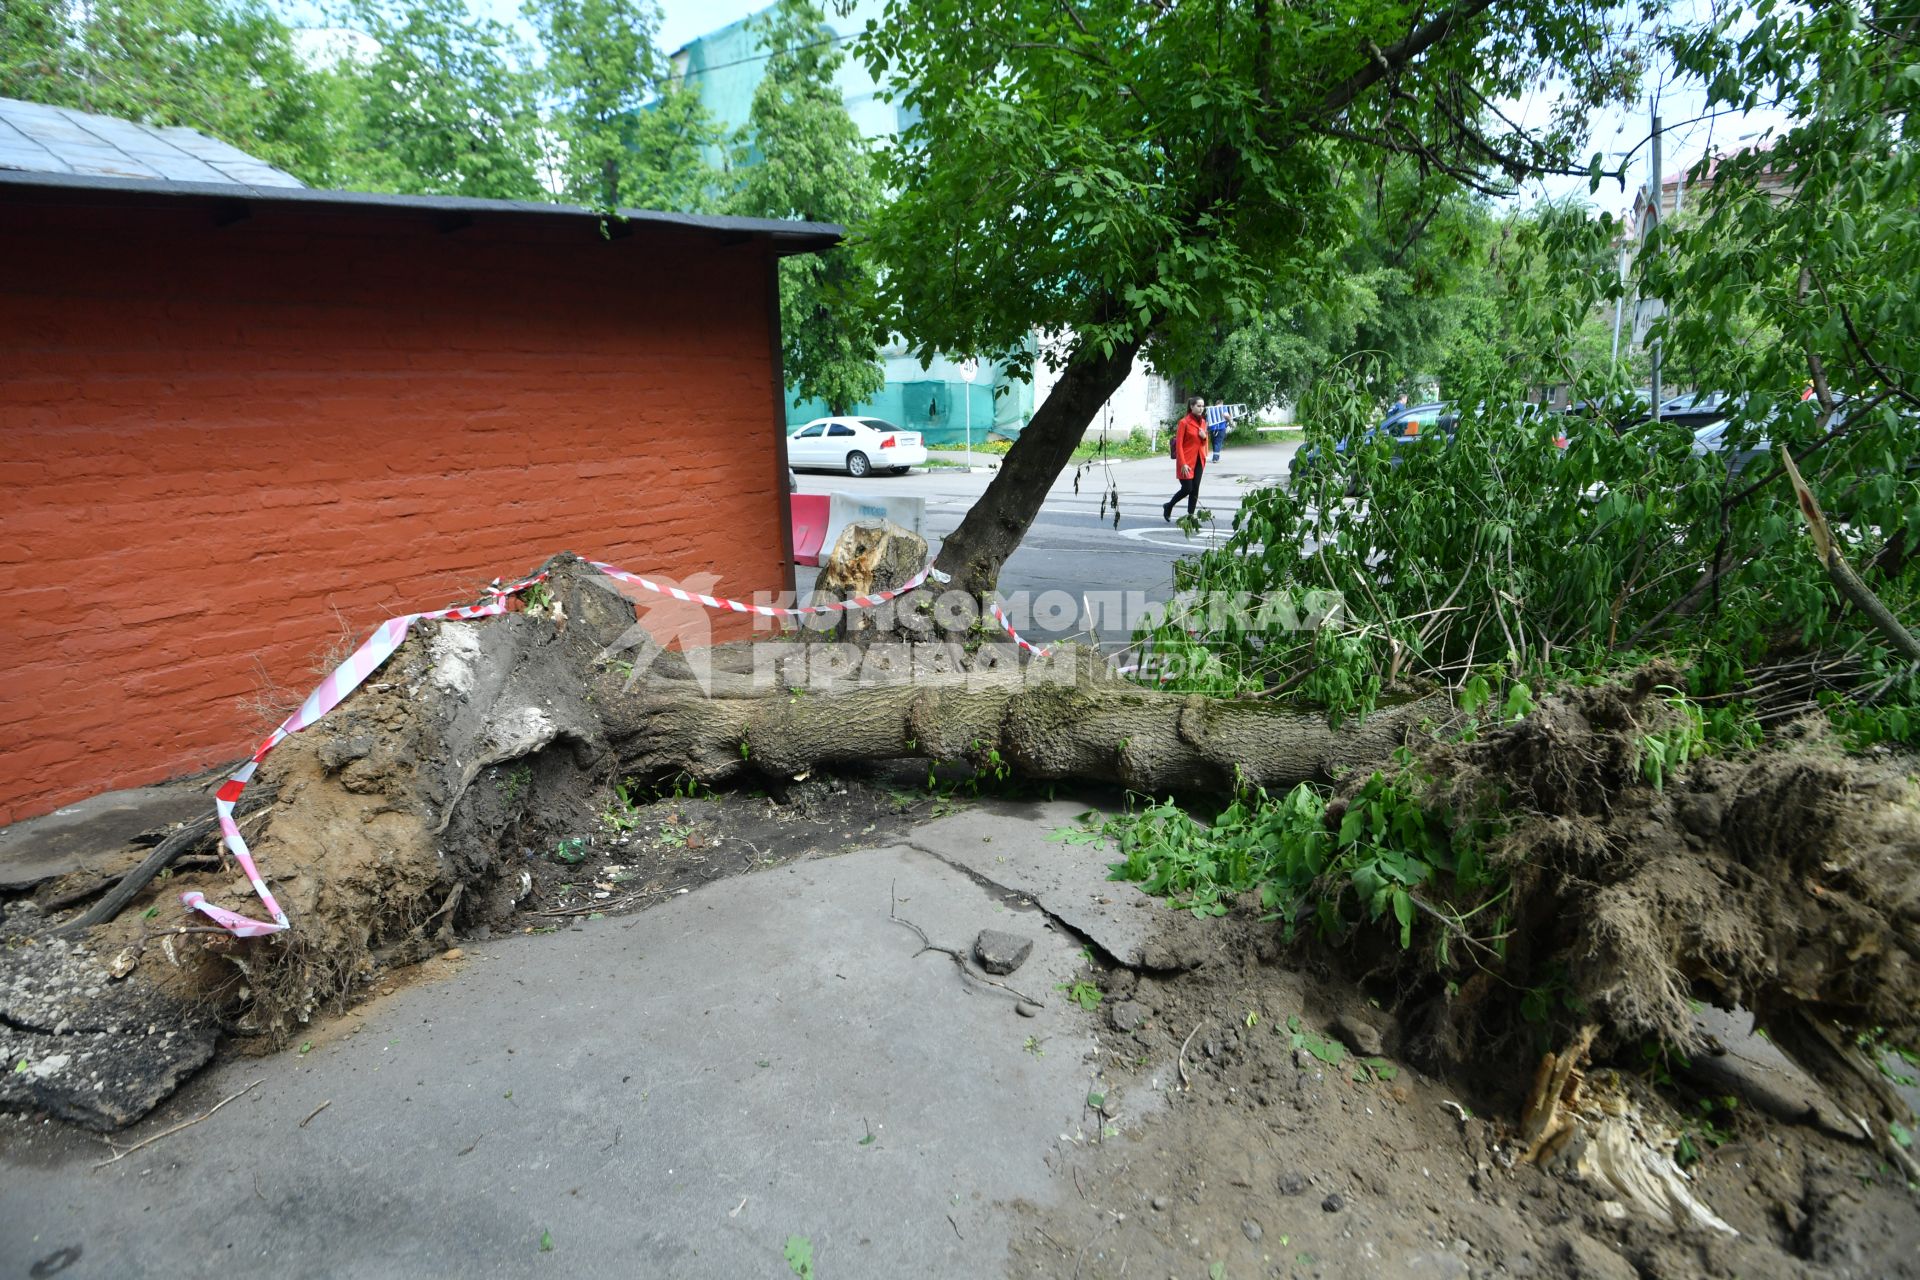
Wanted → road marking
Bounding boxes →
[1118,526,1236,547]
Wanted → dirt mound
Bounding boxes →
[83,557,642,1047]
[1355,669,1920,1172]
[1015,903,1920,1280]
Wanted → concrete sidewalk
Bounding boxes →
[2,799,1152,1280]
[916,440,1301,490]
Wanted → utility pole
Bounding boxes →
[1610,241,1629,373]
[1647,109,1663,422]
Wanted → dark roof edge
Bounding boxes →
[0,168,843,254]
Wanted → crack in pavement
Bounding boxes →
[896,837,1129,970]
[0,1010,111,1038]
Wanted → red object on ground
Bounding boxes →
[0,192,804,824]
[791,495,830,566]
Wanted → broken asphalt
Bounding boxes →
[1,796,1167,1279]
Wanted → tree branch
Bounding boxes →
[1311,0,1497,122]
[1300,120,1518,197]
[1782,447,1920,663]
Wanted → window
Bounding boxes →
[793,424,826,438]
[827,424,855,438]
[857,418,902,433]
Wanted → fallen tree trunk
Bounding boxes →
[74,553,1433,1045]
[607,653,1444,794]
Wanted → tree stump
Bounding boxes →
[815,519,929,639]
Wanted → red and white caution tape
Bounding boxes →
[183,556,959,939]
[183,571,552,938]
[989,600,1050,656]
[587,558,948,615]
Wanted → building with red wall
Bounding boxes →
[0,109,835,824]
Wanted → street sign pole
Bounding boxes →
[1648,110,1663,422]
[958,358,980,471]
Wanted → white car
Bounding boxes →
[786,416,927,477]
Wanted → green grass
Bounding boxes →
[1071,429,1162,462]
[922,418,1299,465]
[1080,764,1507,962]
[1067,419,1301,463]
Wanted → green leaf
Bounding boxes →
[1307,1034,1346,1067]
[539,1229,553,1252]
[784,1234,815,1279]
[1337,806,1366,846]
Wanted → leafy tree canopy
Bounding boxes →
[857,0,1646,382]
[524,0,664,208]
[0,0,338,180]
[523,0,730,213]
[858,0,1647,592]
[1657,0,1919,420]
[323,0,547,199]
[1158,168,1508,410]
[735,0,885,414]
[1,0,738,210]
[1143,0,1920,754]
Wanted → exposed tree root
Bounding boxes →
[1367,668,1920,1180]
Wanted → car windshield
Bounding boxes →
[858,418,901,433]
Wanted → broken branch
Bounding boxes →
[1781,447,1920,663]
[92,1078,265,1168]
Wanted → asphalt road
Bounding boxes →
[0,799,1160,1280]
[795,440,1302,650]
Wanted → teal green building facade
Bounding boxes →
[671,2,1032,443]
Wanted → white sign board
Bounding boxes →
[820,492,927,566]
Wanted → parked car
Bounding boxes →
[787,416,928,477]
[1288,401,1563,489]
[1689,418,1770,477]
[1289,402,1450,486]
[1566,390,1740,432]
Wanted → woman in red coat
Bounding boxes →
[1163,396,1210,523]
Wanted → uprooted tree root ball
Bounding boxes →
[1347,667,1920,1174]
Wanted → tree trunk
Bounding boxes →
[932,336,1146,597]
[68,555,1421,1048]
[606,648,1446,795]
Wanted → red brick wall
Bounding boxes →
[0,196,794,824]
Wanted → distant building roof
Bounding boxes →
[0,97,306,188]
[0,95,841,257]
